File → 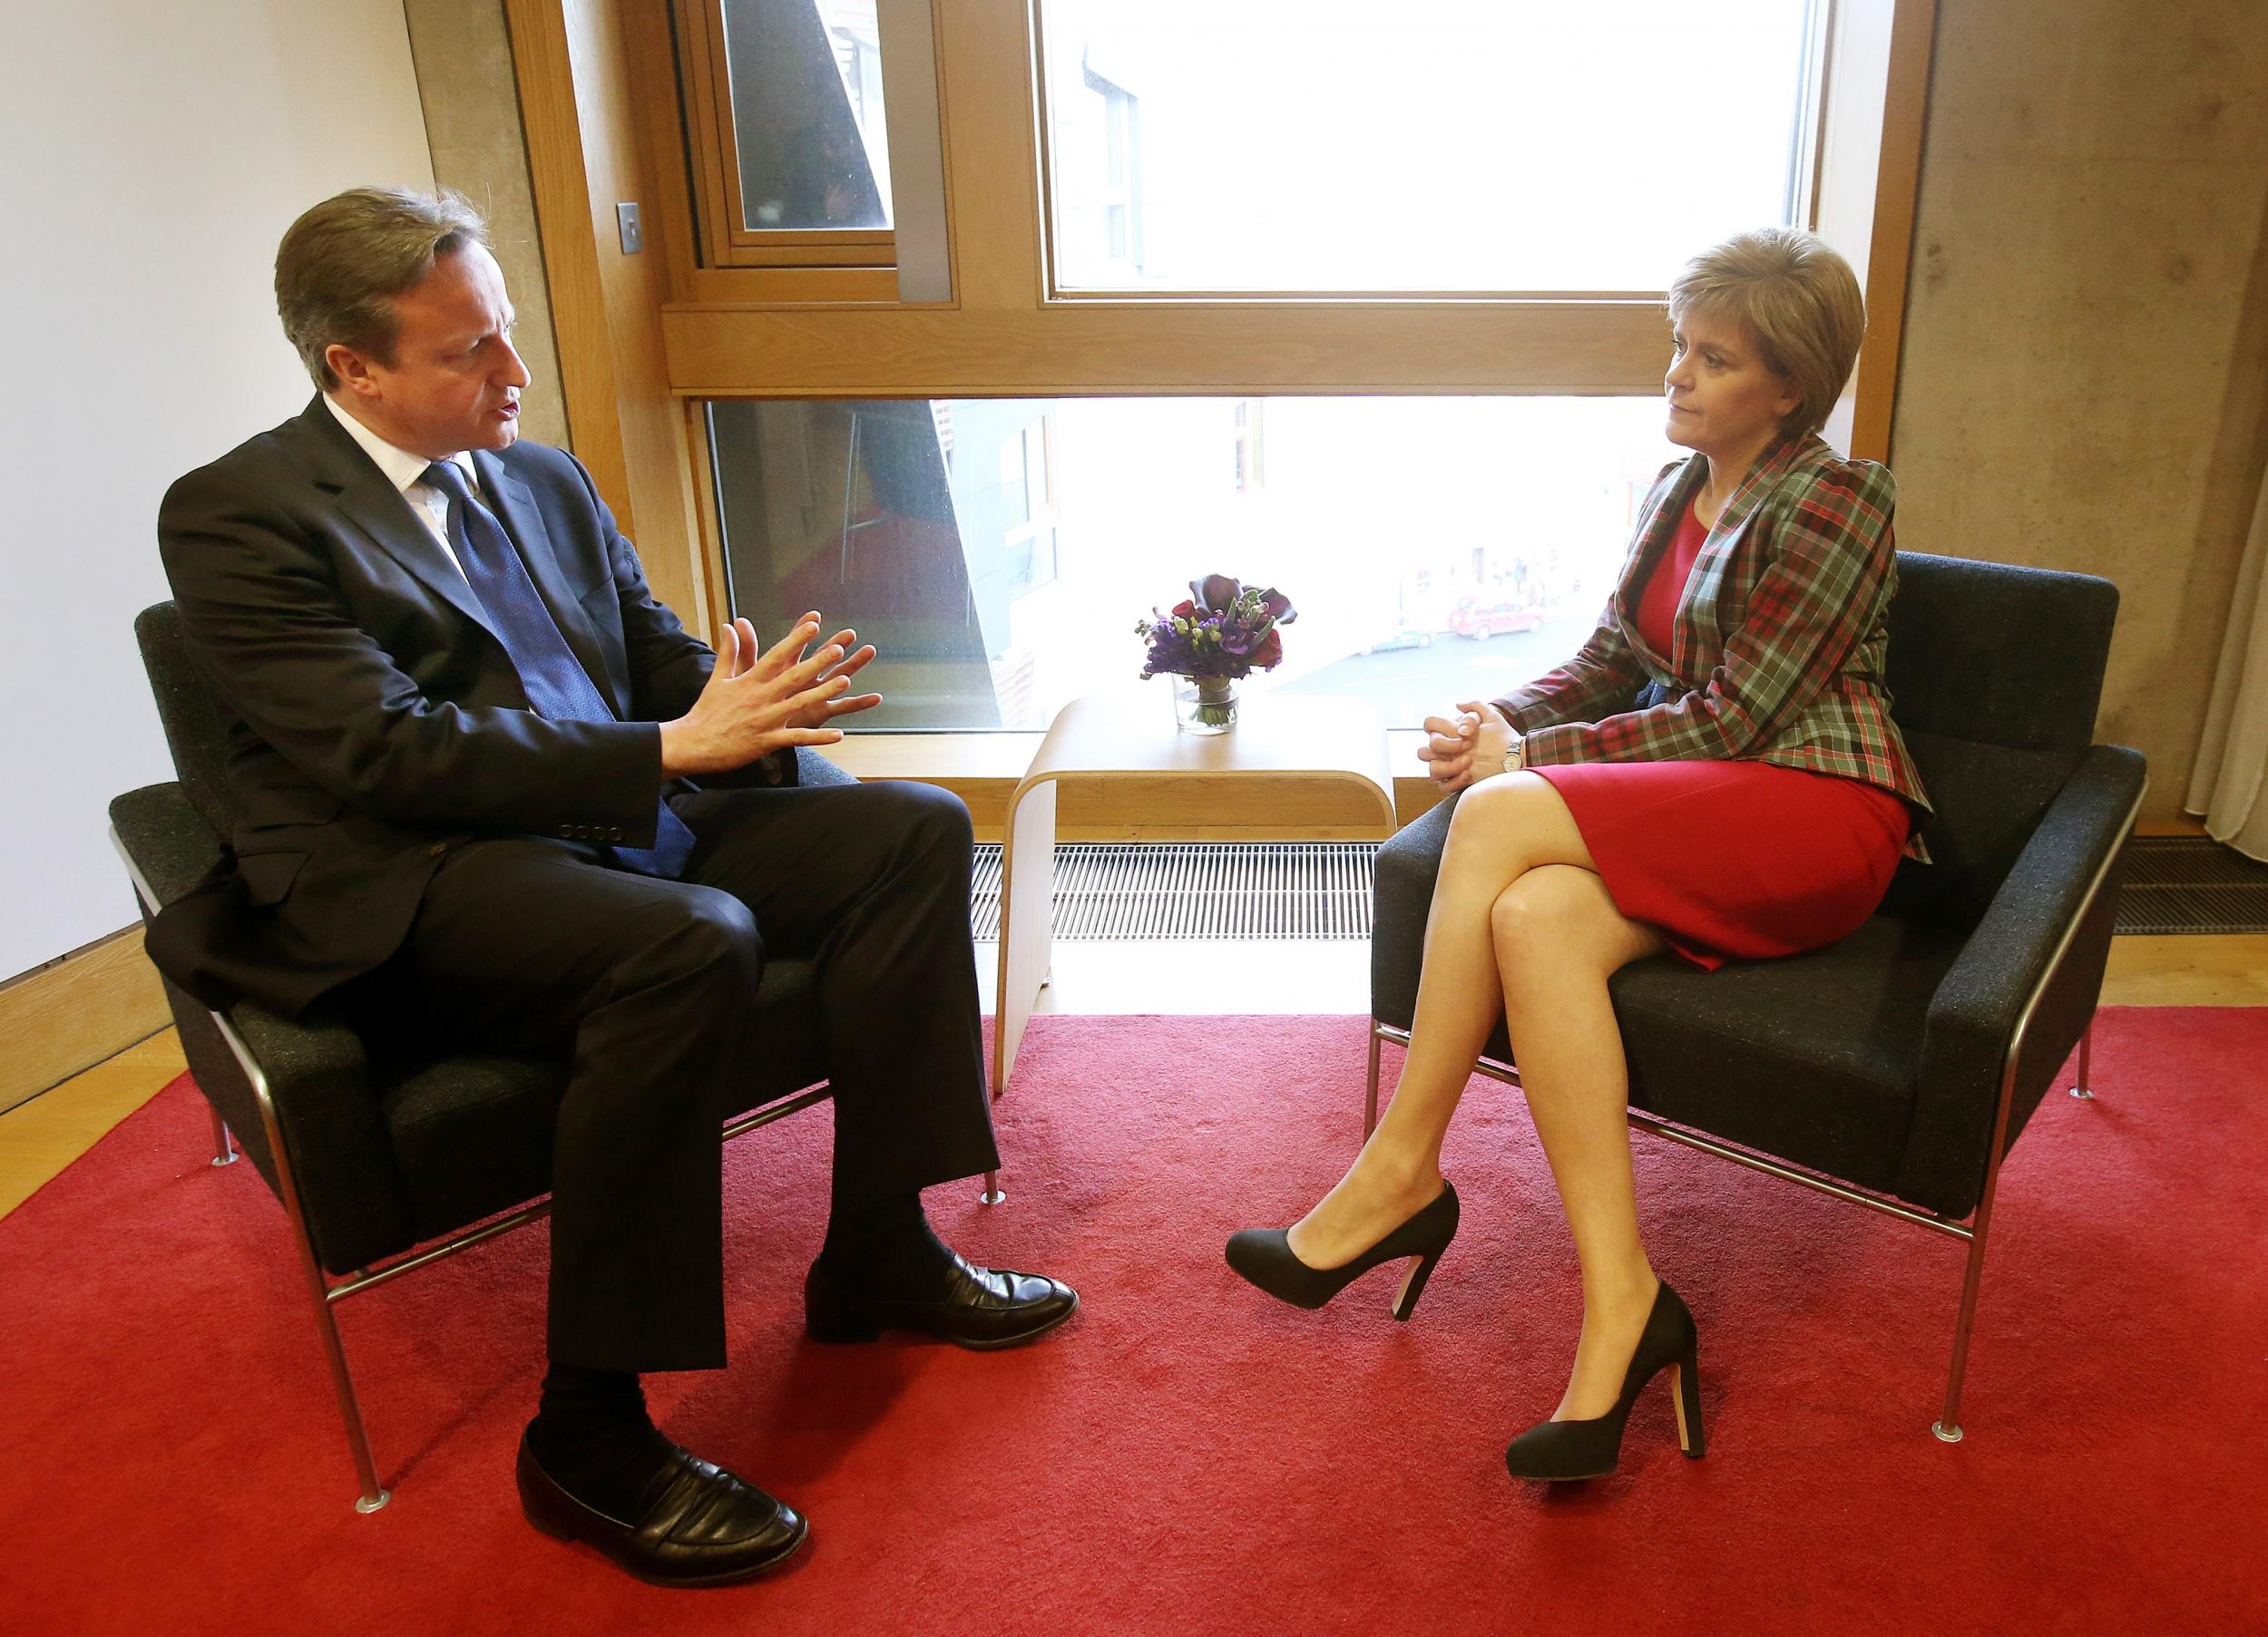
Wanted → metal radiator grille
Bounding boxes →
[2116,836,2268,935]
[965,835,2268,941]
[970,843,1377,940]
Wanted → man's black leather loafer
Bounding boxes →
[804,1252,1080,1350]
[517,1433,808,1587]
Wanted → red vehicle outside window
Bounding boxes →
[1449,597,1544,639]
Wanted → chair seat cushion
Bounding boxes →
[378,959,832,1242]
[1444,917,1966,1203]
[1608,917,1970,1197]
[1374,794,1973,1207]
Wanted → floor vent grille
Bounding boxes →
[2115,835,2268,936]
[971,843,1377,940]
[968,835,2268,941]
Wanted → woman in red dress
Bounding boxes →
[1227,228,1931,1482]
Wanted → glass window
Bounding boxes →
[707,395,1676,732]
[1233,399,1265,493]
[1041,0,1818,292]
[717,0,894,231]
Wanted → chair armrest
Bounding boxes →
[1894,745,2146,1215]
[110,782,413,1272]
[109,783,227,909]
[793,746,857,789]
[689,747,858,793]
[1370,796,1458,1032]
[219,998,415,1272]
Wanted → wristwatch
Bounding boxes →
[1501,735,1526,776]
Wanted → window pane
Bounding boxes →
[1042,0,1814,291]
[719,0,893,230]
[708,396,1676,732]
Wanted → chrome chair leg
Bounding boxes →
[231,1025,390,1511]
[1935,1055,2021,1446]
[1364,1028,1383,1137]
[308,1274,392,1514]
[980,1169,1005,1205]
[274,1184,389,1510]
[2068,1018,2097,1098]
[210,1106,238,1166]
[1932,1213,1993,1445]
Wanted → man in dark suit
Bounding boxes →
[155,186,1074,1586]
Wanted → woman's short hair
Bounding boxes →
[1667,228,1866,438]
[275,187,490,390]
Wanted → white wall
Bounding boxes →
[0,3,433,981]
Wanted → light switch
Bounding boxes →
[616,202,644,255]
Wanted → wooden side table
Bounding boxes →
[991,689,1399,1099]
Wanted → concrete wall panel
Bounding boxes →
[1892,0,2268,816]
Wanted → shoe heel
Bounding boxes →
[1389,1249,1442,1322]
[1670,1350,1706,1459]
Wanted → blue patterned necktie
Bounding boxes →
[421,461,694,879]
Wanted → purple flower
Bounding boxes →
[1141,572,1293,682]
[1192,574,1241,614]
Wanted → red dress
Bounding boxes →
[1530,499,1911,970]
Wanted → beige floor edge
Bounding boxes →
[0,1033,190,1216]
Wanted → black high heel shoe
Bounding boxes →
[1224,1182,1459,1321]
[1504,1281,1706,1481]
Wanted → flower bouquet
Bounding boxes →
[1135,573,1296,733]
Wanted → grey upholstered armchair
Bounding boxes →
[1366,552,2146,1440]
[111,601,848,1512]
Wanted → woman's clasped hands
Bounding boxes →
[1417,699,1517,794]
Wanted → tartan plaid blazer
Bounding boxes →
[1491,432,1932,859]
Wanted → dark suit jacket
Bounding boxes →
[152,395,793,1016]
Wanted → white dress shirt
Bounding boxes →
[324,394,476,581]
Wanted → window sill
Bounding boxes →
[826,729,1446,840]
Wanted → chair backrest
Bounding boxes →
[134,601,238,838]
[1878,552,2120,926]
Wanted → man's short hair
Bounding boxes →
[275,187,491,390]
[1667,227,1867,439]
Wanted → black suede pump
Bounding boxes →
[1224,1182,1460,1320]
[1504,1280,1706,1481]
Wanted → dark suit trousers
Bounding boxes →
[357,779,999,1374]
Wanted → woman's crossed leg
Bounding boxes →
[1286,770,1669,1420]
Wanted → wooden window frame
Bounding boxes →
[638,1,1930,412]
[671,0,898,271]
[517,0,1936,823]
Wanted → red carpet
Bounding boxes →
[2,1009,2263,1635]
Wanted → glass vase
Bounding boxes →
[1172,675,1239,735]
